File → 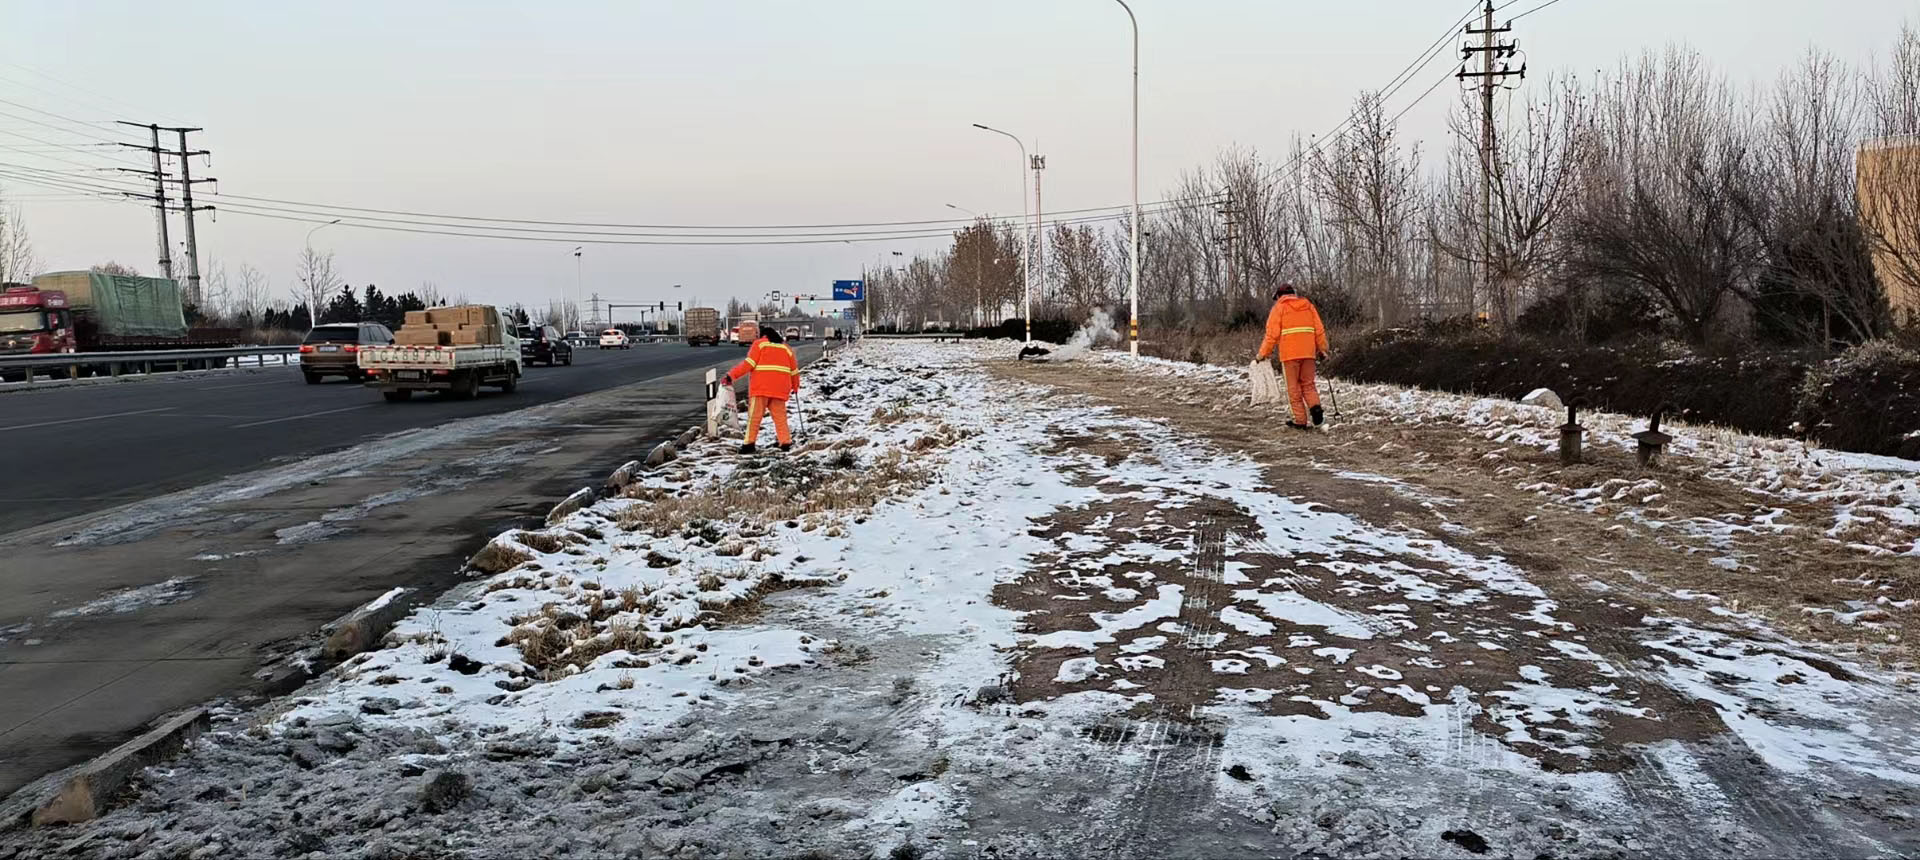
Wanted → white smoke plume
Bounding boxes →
[1047,308,1118,362]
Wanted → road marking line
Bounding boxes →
[0,407,177,432]
[189,379,294,392]
[232,403,377,429]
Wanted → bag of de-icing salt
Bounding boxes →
[1248,360,1282,405]
[707,380,742,436]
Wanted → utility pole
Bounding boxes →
[1030,152,1045,327]
[168,128,212,307]
[1215,189,1241,302]
[114,122,173,281]
[1459,0,1524,321]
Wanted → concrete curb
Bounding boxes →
[0,708,210,828]
[605,459,642,492]
[545,486,597,526]
[321,587,415,662]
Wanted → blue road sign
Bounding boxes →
[832,279,865,301]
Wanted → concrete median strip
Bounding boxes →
[321,587,416,663]
[1,708,210,828]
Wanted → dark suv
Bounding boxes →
[515,324,573,366]
[300,322,394,384]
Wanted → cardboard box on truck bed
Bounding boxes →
[395,328,448,346]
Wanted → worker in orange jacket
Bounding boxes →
[722,324,801,453]
[1255,283,1331,428]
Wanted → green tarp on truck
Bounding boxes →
[31,271,189,338]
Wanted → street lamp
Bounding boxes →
[972,123,1033,343]
[571,247,583,332]
[303,218,342,326]
[1113,0,1141,355]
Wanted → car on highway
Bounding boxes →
[300,322,394,384]
[515,324,573,366]
[599,328,630,349]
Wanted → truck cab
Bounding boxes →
[0,284,76,356]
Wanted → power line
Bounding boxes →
[0,98,136,145]
[194,188,1213,233]
[0,63,182,125]
[1254,0,1483,191]
[1507,0,1568,22]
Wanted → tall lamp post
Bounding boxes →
[1113,0,1141,355]
[571,247,584,332]
[303,218,342,326]
[971,123,1033,343]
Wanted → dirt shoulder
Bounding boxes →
[995,357,1918,671]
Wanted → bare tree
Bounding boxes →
[294,247,341,323]
[1868,21,1920,137]
[0,190,38,285]
[1309,91,1423,326]
[1861,21,1920,329]
[1047,223,1115,317]
[1432,76,1588,323]
[230,263,270,327]
[1741,48,1886,346]
[1567,47,1766,345]
[951,219,1022,324]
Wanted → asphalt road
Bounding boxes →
[0,342,767,536]
[0,340,825,799]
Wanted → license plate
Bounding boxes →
[318,344,341,352]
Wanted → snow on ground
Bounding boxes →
[5,340,1918,859]
[1100,351,1920,558]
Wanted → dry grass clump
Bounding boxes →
[468,541,534,575]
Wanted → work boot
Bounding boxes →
[1310,404,1325,426]
[739,442,757,454]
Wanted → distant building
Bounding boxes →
[1858,135,1920,327]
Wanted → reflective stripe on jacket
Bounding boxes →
[1256,295,1331,362]
[728,339,800,400]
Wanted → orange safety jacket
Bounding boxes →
[1256,295,1331,362]
[728,338,800,400]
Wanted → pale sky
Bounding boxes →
[2,0,1912,315]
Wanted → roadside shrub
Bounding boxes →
[1328,329,1810,440]
[1793,341,1920,459]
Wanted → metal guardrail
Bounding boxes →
[0,346,300,386]
[860,333,968,341]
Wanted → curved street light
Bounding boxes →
[302,218,342,325]
[1113,0,1141,355]
[972,123,1034,343]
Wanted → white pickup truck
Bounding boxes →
[358,330,523,402]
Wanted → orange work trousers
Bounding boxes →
[1279,358,1320,425]
[744,395,791,445]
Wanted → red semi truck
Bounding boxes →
[1,272,241,378]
